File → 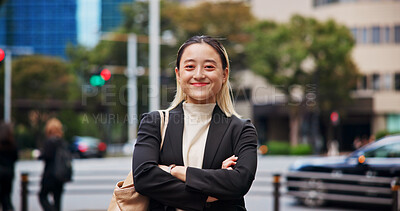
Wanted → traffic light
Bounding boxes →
[90,68,111,87]
[330,111,340,126]
[0,48,5,62]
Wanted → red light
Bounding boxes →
[100,69,111,81]
[330,111,339,125]
[98,142,107,151]
[78,143,88,153]
[0,49,5,62]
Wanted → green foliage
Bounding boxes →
[290,143,313,155]
[120,0,255,71]
[266,141,313,155]
[245,15,359,112]
[11,56,75,100]
[375,130,400,140]
[266,141,291,155]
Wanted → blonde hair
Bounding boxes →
[45,118,64,138]
[168,36,240,118]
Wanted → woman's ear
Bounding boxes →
[175,67,180,80]
[223,67,229,83]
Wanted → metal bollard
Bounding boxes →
[392,177,400,211]
[273,173,281,211]
[21,172,29,211]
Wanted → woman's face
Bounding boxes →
[176,43,228,104]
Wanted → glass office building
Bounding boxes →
[101,0,133,32]
[0,0,133,58]
[0,0,78,58]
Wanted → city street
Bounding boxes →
[11,155,371,211]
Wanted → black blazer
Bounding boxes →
[133,102,258,211]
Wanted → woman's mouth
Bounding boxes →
[191,83,209,87]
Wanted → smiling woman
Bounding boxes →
[132,36,258,211]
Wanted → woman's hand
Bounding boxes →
[221,155,238,170]
[170,166,187,182]
[158,164,168,172]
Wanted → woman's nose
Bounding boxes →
[193,67,205,79]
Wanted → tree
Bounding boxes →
[245,15,359,148]
[0,55,80,148]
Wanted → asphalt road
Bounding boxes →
[10,155,381,211]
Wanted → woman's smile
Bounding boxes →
[191,82,209,87]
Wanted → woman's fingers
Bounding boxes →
[158,164,169,172]
[206,196,218,202]
[221,155,238,169]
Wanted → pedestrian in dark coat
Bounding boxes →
[0,122,18,211]
[39,118,66,211]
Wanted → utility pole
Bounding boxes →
[149,0,160,111]
[4,49,11,123]
[1,46,33,123]
[127,34,138,141]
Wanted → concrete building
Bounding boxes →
[250,0,400,150]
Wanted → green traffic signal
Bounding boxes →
[90,75,105,87]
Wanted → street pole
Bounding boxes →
[4,49,11,123]
[149,0,160,111]
[127,34,138,141]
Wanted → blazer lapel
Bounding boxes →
[165,103,185,166]
[202,105,231,169]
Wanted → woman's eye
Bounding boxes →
[205,65,215,70]
[184,65,195,70]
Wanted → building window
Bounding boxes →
[362,27,368,44]
[395,26,400,43]
[384,74,392,90]
[372,26,380,44]
[395,73,400,91]
[372,74,380,90]
[384,26,391,43]
[387,114,400,133]
[350,27,358,43]
[360,75,368,90]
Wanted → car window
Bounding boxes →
[364,142,400,158]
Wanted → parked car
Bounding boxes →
[71,136,107,158]
[286,135,400,207]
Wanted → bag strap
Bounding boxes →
[158,110,169,151]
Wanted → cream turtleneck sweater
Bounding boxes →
[182,102,216,169]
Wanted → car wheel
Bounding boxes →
[300,178,326,207]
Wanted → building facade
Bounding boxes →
[0,0,78,58]
[0,0,133,58]
[250,0,400,150]
[101,0,133,32]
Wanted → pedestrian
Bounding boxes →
[39,118,66,211]
[0,122,18,211]
[133,35,258,210]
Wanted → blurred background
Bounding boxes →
[0,0,399,156]
[0,0,399,210]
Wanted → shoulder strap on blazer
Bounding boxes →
[157,110,169,151]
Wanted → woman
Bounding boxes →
[133,36,258,210]
[39,118,66,211]
[0,122,18,211]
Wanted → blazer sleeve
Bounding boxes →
[185,119,258,200]
[132,111,208,211]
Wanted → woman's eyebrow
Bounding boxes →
[204,59,217,64]
[183,59,196,63]
[183,59,217,64]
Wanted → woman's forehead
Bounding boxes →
[180,43,222,63]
